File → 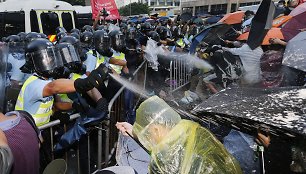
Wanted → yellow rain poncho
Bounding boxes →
[133,96,242,174]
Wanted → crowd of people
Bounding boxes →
[0,0,306,173]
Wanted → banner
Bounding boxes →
[91,0,120,20]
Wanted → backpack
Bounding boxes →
[212,50,243,87]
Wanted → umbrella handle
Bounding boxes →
[258,145,265,174]
[126,131,150,155]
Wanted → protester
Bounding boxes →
[116,96,242,174]
[0,129,13,174]
[0,111,39,174]
[222,43,264,86]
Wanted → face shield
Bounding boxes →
[166,29,172,39]
[57,44,83,74]
[133,96,181,151]
[113,34,126,52]
[127,30,136,40]
[175,27,183,38]
[8,42,25,57]
[58,44,80,65]
[0,43,8,112]
[95,35,110,55]
[28,46,64,77]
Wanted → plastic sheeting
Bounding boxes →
[133,96,242,174]
[143,38,165,71]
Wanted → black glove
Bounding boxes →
[53,111,70,125]
[121,72,134,80]
[95,98,108,112]
[74,64,110,93]
[72,97,90,114]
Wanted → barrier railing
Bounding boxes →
[38,61,147,174]
[169,57,192,93]
[101,60,147,169]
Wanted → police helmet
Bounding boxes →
[82,25,94,33]
[70,32,80,40]
[56,42,86,75]
[126,27,137,40]
[109,30,126,52]
[25,38,66,78]
[156,26,171,40]
[17,32,27,42]
[56,26,67,35]
[25,32,42,44]
[172,26,183,39]
[120,23,128,35]
[148,31,160,43]
[93,30,110,55]
[80,31,93,48]
[59,36,83,61]
[56,32,68,42]
[70,28,81,35]
[141,22,152,32]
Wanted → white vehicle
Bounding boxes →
[0,0,77,37]
[73,5,93,28]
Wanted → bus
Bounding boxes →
[0,0,77,38]
[149,6,180,16]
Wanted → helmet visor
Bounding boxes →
[96,36,110,52]
[115,34,126,48]
[30,47,64,73]
[58,44,80,64]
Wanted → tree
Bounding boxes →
[60,0,85,6]
[119,2,150,16]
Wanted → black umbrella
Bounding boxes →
[247,0,276,50]
[282,31,306,72]
[180,12,192,22]
[191,87,306,140]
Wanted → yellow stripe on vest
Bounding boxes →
[15,75,54,126]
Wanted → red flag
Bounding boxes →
[91,0,120,20]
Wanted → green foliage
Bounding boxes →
[119,2,150,16]
[59,0,85,6]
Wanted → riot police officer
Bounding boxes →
[4,35,27,88]
[15,38,108,126]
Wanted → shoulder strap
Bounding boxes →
[93,50,98,57]
[16,110,41,143]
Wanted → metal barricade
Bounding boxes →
[169,57,191,93]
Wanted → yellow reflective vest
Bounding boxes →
[110,52,125,74]
[15,75,54,126]
[88,50,106,69]
[58,73,83,103]
[176,38,185,48]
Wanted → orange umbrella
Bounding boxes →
[219,11,245,25]
[272,15,292,27]
[237,28,284,45]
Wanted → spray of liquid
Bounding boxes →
[109,74,149,99]
[158,51,214,71]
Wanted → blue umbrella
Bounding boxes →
[129,17,138,24]
[54,95,108,151]
[54,119,87,151]
[190,23,231,54]
[206,16,223,24]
